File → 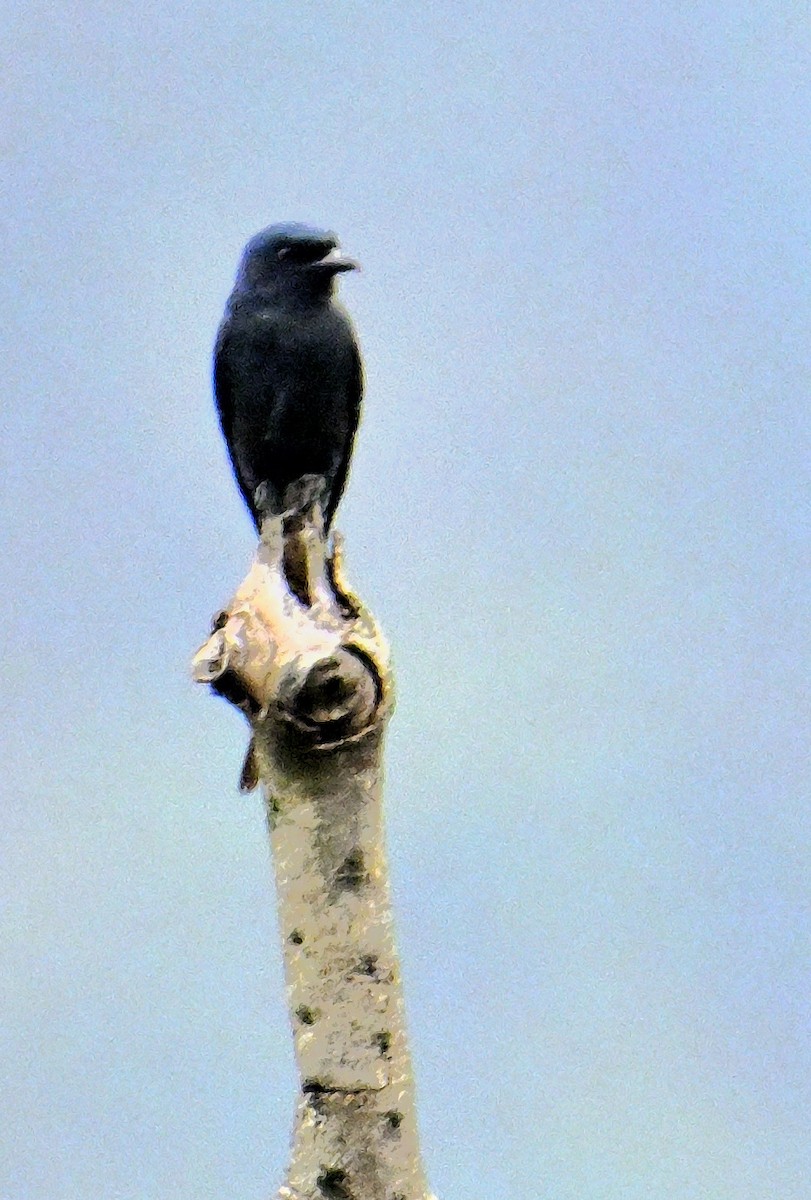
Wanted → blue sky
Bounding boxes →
[2,4,810,1197]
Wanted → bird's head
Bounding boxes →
[235,222,357,298]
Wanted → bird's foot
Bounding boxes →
[253,481,282,521]
[282,474,327,529]
[280,476,329,607]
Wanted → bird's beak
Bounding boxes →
[317,246,359,273]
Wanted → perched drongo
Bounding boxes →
[214,222,362,531]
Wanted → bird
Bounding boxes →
[214,222,362,533]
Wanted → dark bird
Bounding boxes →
[214,222,362,532]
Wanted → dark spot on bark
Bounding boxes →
[238,741,259,793]
[303,1079,329,1095]
[211,668,261,716]
[289,930,304,945]
[335,848,366,890]
[317,1168,353,1199]
[296,1005,316,1025]
[319,671,344,704]
[358,954,378,976]
[211,610,230,632]
[384,1109,403,1131]
[375,1030,391,1055]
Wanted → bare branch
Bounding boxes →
[193,515,435,1200]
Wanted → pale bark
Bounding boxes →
[192,512,436,1200]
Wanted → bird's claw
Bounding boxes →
[282,475,327,527]
[253,481,282,520]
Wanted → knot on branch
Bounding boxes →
[192,509,391,755]
[276,648,381,742]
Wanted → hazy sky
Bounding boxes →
[2,4,809,1198]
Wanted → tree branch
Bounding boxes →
[192,513,435,1200]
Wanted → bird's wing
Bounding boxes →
[325,335,364,529]
[213,311,285,524]
[212,317,237,447]
[213,306,287,432]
